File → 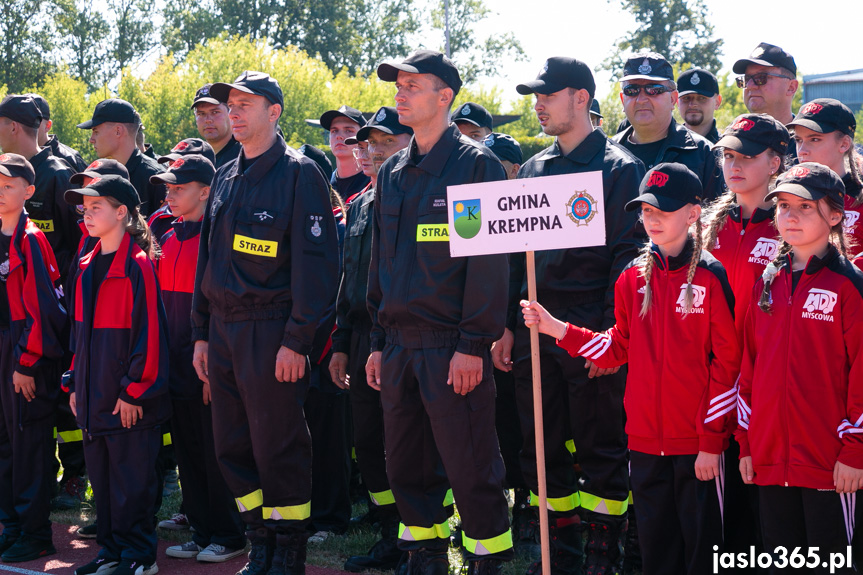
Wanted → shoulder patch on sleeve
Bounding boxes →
[305,213,326,244]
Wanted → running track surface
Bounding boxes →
[0,525,350,575]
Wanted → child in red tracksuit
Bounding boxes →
[0,154,66,563]
[151,155,246,562]
[522,163,740,575]
[62,176,170,575]
[737,163,863,573]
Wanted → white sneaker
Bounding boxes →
[157,513,190,531]
[308,530,333,544]
[196,543,247,563]
[166,541,202,559]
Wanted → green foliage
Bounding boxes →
[30,71,99,161]
[54,0,110,90]
[856,109,863,146]
[109,0,157,76]
[0,0,58,93]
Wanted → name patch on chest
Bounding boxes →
[233,234,278,257]
[416,224,449,242]
[31,219,55,232]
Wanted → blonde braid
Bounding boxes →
[702,192,737,251]
[638,243,655,318]
[683,220,703,314]
[758,241,792,314]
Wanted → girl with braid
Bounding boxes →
[522,163,740,575]
[737,163,863,573]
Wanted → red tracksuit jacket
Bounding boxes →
[843,174,863,252]
[709,205,779,340]
[736,246,863,489]
[64,232,170,436]
[556,239,741,456]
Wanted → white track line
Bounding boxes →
[0,564,50,575]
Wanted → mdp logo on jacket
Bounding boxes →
[845,211,860,231]
[802,288,837,321]
[749,237,779,264]
[453,199,481,239]
[675,283,706,314]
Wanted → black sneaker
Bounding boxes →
[75,558,119,575]
[53,475,89,510]
[113,559,159,575]
[0,533,18,555]
[77,523,98,539]
[0,535,56,562]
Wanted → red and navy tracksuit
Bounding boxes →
[709,204,778,568]
[157,217,244,550]
[737,246,863,573]
[843,175,863,253]
[64,232,170,565]
[555,239,740,575]
[0,214,66,544]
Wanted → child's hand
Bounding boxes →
[113,399,144,428]
[834,461,863,493]
[69,392,77,417]
[695,451,721,481]
[520,300,567,340]
[739,456,754,484]
[13,371,36,402]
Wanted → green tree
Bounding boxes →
[0,0,58,93]
[109,0,156,77]
[160,0,218,57]
[602,0,723,79]
[28,70,100,161]
[54,0,110,90]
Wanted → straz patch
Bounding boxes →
[31,219,55,232]
[233,234,278,257]
[416,224,449,242]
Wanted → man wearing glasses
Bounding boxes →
[613,52,723,202]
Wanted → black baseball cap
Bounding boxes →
[65,175,141,213]
[516,57,596,98]
[452,102,493,129]
[191,84,221,109]
[70,159,130,186]
[210,71,284,109]
[150,154,215,186]
[0,153,35,185]
[733,42,797,75]
[77,99,138,130]
[625,163,703,212]
[298,144,333,182]
[482,132,523,165]
[158,138,216,165]
[621,52,675,83]
[589,99,603,118]
[677,68,719,97]
[765,163,845,204]
[346,106,413,144]
[0,95,44,129]
[377,50,463,96]
[715,114,790,156]
[787,98,856,138]
[26,94,50,121]
[320,105,365,131]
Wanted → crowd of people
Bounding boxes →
[0,37,860,575]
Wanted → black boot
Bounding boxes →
[237,528,273,575]
[344,510,404,571]
[267,531,308,575]
[525,514,584,575]
[406,548,449,575]
[622,507,641,575]
[467,558,504,575]
[512,489,540,559]
[584,514,624,575]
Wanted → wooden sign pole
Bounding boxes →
[526,250,550,575]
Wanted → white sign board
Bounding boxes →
[447,171,606,257]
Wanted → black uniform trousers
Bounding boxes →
[305,354,352,534]
[494,368,526,491]
[759,485,856,574]
[513,306,629,518]
[208,316,311,532]
[85,427,161,564]
[629,451,724,575]
[171,397,245,549]
[0,328,56,541]
[347,325,394,509]
[723,437,763,574]
[380,336,511,558]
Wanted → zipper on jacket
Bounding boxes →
[782,265,794,487]
[657,253,667,455]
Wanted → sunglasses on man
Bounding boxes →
[622,84,673,97]
[735,72,794,89]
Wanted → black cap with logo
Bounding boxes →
[482,133,523,165]
[320,106,365,131]
[0,95,44,129]
[210,71,284,109]
[377,50,463,96]
[516,57,596,98]
[65,175,141,213]
[70,159,130,186]
[715,114,790,156]
[621,52,675,83]
[733,42,797,75]
[346,107,413,144]
[677,69,719,97]
[452,102,493,130]
[625,162,703,212]
[151,154,215,186]
[765,163,846,204]
[77,99,138,130]
[191,84,221,109]
[0,153,35,185]
[158,138,217,165]
[787,98,856,138]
